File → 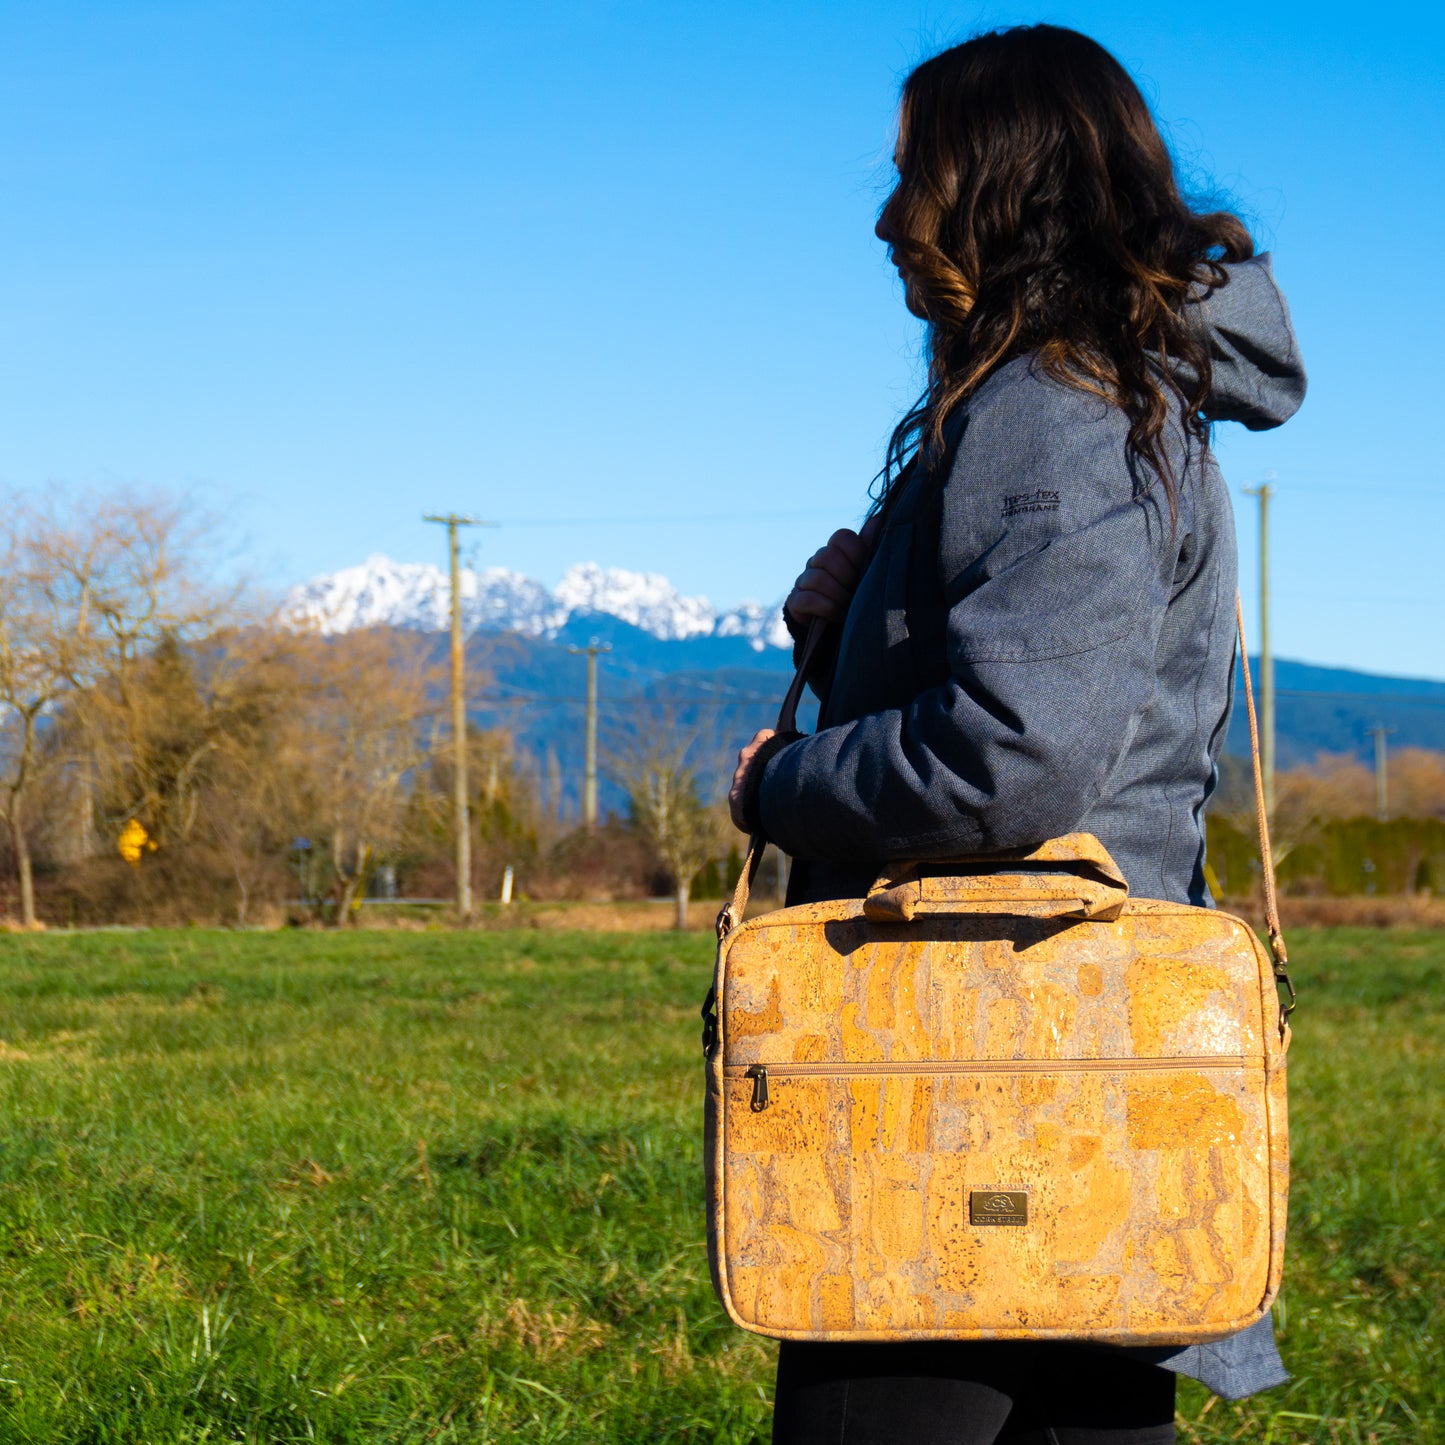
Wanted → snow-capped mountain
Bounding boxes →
[285,554,791,651]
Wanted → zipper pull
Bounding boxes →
[747,1065,770,1112]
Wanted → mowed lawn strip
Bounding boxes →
[0,927,1437,1444]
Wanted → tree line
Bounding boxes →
[0,493,736,929]
[1209,749,1445,900]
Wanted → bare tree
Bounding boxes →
[191,627,314,924]
[0,490,242,924]
[49,493,237,832]
[1389,749,1445,822]
[607,719,726,929]
[0,512,83,924]
[291,628,442,924]
[1235,752,1372,873]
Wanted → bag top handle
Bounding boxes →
[718,603,1294,1030]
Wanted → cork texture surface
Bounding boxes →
[705,892,1288,1343]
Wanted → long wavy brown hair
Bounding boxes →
[873,24,1254,516]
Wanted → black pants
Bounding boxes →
[773,1341,1176,1445]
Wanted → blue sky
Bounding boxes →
[0,0,1440,676]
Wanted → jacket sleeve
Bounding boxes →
[756,372,1180,864]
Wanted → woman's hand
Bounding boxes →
[783,519,879,628]
[728,728,777,833]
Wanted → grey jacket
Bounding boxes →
[757,255,1306,1399]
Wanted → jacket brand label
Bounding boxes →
[970,1190,1028,1226]
[1001,489,1060,519]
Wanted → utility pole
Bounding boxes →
[567,639,611,828]
[423,512,493,919]
[1242,478,1276,822]
[1370,724,1395,822]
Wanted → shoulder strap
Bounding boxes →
[716,618,828,937]
[774,617,829,736]
[1235,596,1296,1024]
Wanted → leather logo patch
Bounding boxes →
[970,1190,1028,1225]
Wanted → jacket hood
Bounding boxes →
[1189,253,1307,431]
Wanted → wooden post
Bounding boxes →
[424,512,493,920]
[567,639,611,827]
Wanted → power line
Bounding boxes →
[466,685,1445,711]
[488,506,852,528]
[1261,481,1440,497]
[468,699,797,717]
[1262,592,1445,610]
[1274,689,1445,705]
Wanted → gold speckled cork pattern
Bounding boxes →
[704,861,1288,1346]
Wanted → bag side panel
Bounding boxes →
[1213,911,1290,1316]
[706,932,747,1330]
[705,1038,727,1314]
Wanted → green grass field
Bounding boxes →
[0,926,1439,1444]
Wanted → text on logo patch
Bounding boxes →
[970,1190,1028,1225]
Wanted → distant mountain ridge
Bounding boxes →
[289,556,1445,819]
[458,629,1445,820]
[1233,657,1445,764]
[286,554,791,651]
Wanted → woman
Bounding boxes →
[726,24,1306,1445]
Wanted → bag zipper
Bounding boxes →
[732,1055,1249,1112]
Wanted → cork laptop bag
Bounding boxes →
[703,606,1295,1344]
